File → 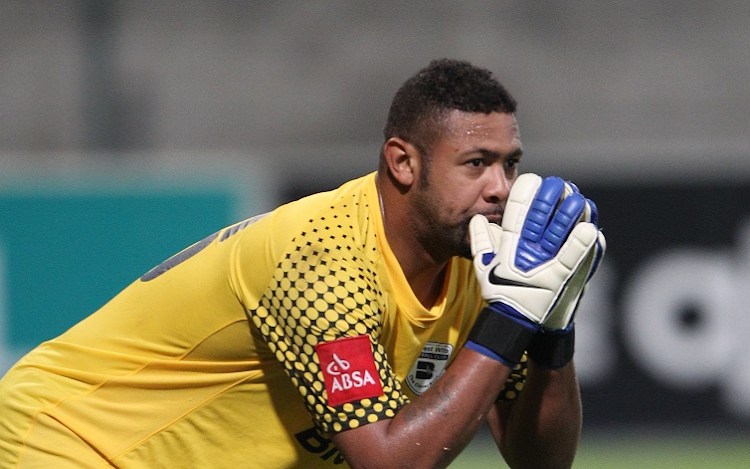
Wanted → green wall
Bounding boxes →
[0,176,242,361]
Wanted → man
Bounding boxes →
[0,59,604,469]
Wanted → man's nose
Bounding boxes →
[484,166,511,203]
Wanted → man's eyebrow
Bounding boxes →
[505,148,523,159]
[465,148,523,159]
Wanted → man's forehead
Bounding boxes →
[440,110,521,150]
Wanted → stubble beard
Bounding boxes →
[412,178,474,262]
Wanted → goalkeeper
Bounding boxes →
[0,59,605,469]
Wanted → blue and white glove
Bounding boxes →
[524,180,607,368]
[541,181,606,331]
[465,173,601,367]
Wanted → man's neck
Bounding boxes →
[377,173,449,309]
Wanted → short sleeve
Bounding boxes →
[249,220,406,434]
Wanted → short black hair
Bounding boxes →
[383,59,517,153]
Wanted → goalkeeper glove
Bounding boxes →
[465,173,600,367]
[526,181,606,368]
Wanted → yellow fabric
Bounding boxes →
[0,173,526,469]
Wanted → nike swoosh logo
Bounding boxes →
[488,269,544,289]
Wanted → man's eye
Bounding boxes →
[468,159,483,167]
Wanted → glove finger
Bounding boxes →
[540,193,586,255]
[563,180,580,197]
[520,176,565,244]
[488,221,502,248]
[556,222,599,271]
[596,229,606,255]
[502,173,543,233]
[563,180,598,227]
[469,214,498,264]
[586,230,606,281]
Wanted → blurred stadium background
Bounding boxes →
[1,2,749,467]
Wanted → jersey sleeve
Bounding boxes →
[249,217,406,434]
[496,353,528,402]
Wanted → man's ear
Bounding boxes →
[382,137,420,187]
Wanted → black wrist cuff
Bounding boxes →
[467,307,537,365]
[527,327,575,370]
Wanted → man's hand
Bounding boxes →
[519,177,606,369]
[465,173,600,367]
[540,182,607,331]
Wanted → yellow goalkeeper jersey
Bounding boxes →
[0,172,526,469]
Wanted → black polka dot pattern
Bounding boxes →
[250,193,406,433]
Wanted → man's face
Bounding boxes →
[410,110,522,260]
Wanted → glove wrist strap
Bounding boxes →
[466,306,537,366]
[527,326,575,370]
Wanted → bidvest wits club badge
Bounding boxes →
[406,342,453,395]
[316,335,384,407]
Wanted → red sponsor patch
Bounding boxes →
[316,335,384,407]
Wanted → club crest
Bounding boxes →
[406,342,453,395]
